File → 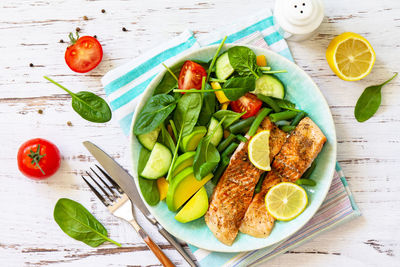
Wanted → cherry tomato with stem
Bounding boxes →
[17,138,61,179]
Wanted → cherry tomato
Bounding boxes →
[65,34,103,73]
[178,61,207,93]
[17,138,61,179]
[230,93,263,119]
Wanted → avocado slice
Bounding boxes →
[171,151,196,178]
[166,167,213,211]
[175,186,208,223]
[180,126,207,152]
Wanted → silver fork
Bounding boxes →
[82,166,175,267]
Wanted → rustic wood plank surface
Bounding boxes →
[1,0,400,266]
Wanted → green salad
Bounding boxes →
[133,37,309,223]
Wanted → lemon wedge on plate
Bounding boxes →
[326,32,375,81]
[265,182,308,221]
[248,130,271,171]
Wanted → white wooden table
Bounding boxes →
[1,0,400,266]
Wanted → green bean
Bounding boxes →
[254,172,267,194]
[256,94,281,113]
[229,117,256,134]
[302,161,317,179]
[296,179,316,186]
[221,142,239,158]
[213,143,239,184]
[217,133,236,152]
[280,125,296,133]
[248,108,272,137]
[290,111,306,126]
[236,134,248,143]
[269,110,298,122]
[212,160,229,184]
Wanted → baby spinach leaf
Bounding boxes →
[223,76,256,100]
[227,46,260,78]
[193,136,220,180]
[134,94,177,135]
[173,93,202,137]
[159,123,176,152]
[355,73,397,122]
[137,148,160,206]
[198,84,216,126]
[153,64,183,95]
[53,198,121,247]
[213,110,245,128]
[44,76,112,123]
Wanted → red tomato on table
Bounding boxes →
[178,61,207,93]
[230,93,263,119]
[17,138,61,179]
[65,34,103,73]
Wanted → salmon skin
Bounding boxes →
[240,117,326,238]
[272,117,327,182]
[205,117,286,245]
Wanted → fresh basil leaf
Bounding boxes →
[227,46,260,78]
[214,110,245,128]
[355,73,397,122]
[134,94,177,135]
[53,198,121,247]
[223,76,256,100]
[173,93,202,137]
[193,136,220,180]
[198,84,216,125]
[137,148,160,206]
[159,123,176,152]
[44,76,112,123]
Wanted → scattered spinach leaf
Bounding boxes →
[133,94,177,135]
[53,198,121,247]
[223,76,256,100]
[227,46,260,78]
[138,147,160,206]
[44,76,112,123]
[213,110,245,128]
[354,73,397,122]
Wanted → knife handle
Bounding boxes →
[130,221,175,267]
[158,226,197,267]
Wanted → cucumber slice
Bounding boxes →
[253,75,285,99]
[137,127,161,150]
[215,52,234,80]
[141,143,172,179]
[206,117,223,146]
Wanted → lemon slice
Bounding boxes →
[265,182,308,221]
[248,130,271,171]
[326,32,375,81]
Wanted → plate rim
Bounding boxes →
[128,44,337,252]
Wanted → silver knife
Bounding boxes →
[83,141,197,267]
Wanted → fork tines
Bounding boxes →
[82,165,123,207]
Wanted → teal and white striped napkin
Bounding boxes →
[101,9,361,266]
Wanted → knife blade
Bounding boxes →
[83,141,197,267]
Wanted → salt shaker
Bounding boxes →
[273,0,325,42]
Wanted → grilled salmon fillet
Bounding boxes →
[239,170,281,237]
[272,117,327,182]
[240,117,326,238]
[205,117,285,245]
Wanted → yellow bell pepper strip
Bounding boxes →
[157,177,169,200]
[256,55,267,67]
[221,103,229,110]
[211,82,229,104]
